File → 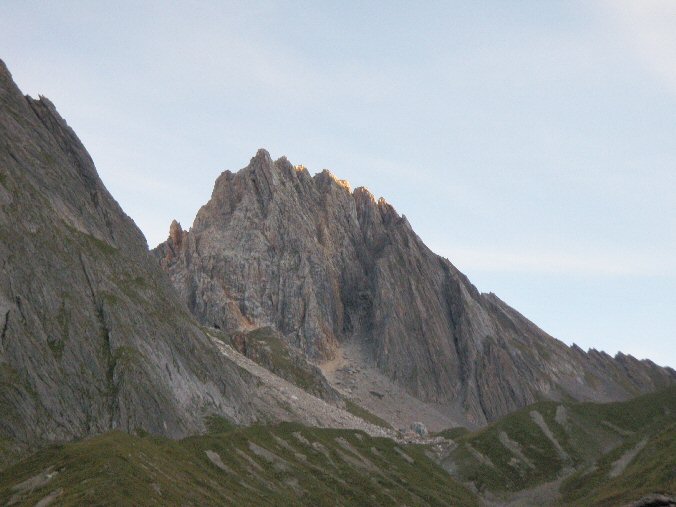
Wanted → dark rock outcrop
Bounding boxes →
[154,149,675,425]
[624,494,676,507]
[410,422,428,437]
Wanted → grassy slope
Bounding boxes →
[444,387,675,502]
[559,420,676,506]
[242,327,327,395]
[343,400,393,430]
[1,391,673,506]
[0,422,478,507]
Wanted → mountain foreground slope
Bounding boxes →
[1,388,673,506]
[0,422,479,507]
[440,386,675,505]
[154,149,675,427]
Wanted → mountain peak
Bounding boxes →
[313,168,351,191]
[169,219,184,245]
[154,152,676,425]
[0,58,12,83]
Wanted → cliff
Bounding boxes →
[155,149,674,425]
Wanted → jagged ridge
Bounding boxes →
[154,149,675,425]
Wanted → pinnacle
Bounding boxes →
[252,148,272,164]
[169,219,183,246]
[314,169,351,191]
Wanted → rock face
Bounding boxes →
[0,61,372,460]
[0,60,401,459]
[154,149,675,425]
[0,60,270,450]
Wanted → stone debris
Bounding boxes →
[610,438,648,478]
[498,431,535,469]
[8,468,58,505]
[465,444,496,469]
[410,422,428,437]
[205,450,233,473]
[530,410,569,461]
[555,405,568,429]
[210,337,397,439]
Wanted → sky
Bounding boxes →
[1,1,674,367]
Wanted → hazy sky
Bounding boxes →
[2,1,674,366]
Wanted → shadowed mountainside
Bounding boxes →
[0,58,272,453]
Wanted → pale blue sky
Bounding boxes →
[2,1,674,366]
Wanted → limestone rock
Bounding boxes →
[410,422,428,437]
[154,150,675,425]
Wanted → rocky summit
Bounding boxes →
[154,149,675,426]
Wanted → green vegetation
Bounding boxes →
[443,387,676,503]
[63,224,118,256]
[115,274,150,302]
[245,328,321,391]
[0,438,24,473]
[560,421,676,506]
[111,346,143,367]
[55,297,70,339]
[0,382,672,506]
[84,233,118,256]
[449,401,570,492]
[47,337,65,358]
[344,400,393,430]
[204,415,237,434]
[434,427,470,440]
[0,422,478,506]
[41,151,56,166]
[0,363,21,385]
[235,327,341,402]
